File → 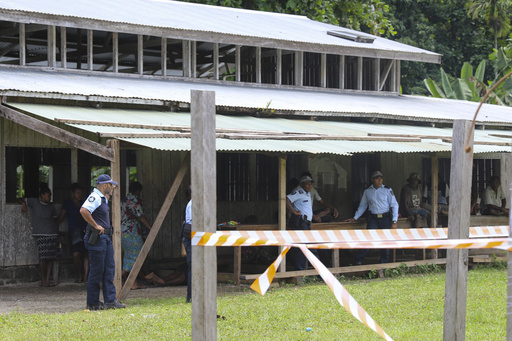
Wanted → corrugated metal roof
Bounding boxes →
[2,68,512,126]
[0,0,440,63]
[7,103,511,155]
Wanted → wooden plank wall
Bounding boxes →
[137,148,190,261]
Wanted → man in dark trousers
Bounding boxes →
[345,171,399,265]
[80,174,125,310]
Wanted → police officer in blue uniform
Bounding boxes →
[80,174,125,310]
[345,171,399,265]
[286,175,319,270]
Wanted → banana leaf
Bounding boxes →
[424,78,445,98]
[440,68,455,99]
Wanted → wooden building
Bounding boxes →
[0,0,511,284]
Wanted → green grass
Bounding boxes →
[0,266,507,340]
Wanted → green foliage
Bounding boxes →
[386,0,494,95]
[181,0,396,36]
[425,44,512,105]
[467,0,512,49]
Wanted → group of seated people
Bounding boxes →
[399,173,509,227]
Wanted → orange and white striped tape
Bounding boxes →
[298,244,393,341]
[192,226,508,247]
[192,227,509,341]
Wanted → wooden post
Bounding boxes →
[213,43,219,80]
[278,157,287,272]
[276,49,282,85]
[235,45,241,82]
[112,32,118,73]
[60,27,67,69]
[443,120,473,341]
[118,153,190,301]
[430,154,438,259]
[87,30,93,71]
[357,56,363,90]
[161,37,167,76]
[507,153,512,340]
[339,55,345,89]
[320,53,327,88]
[137,35,143,75]
[191,90,217,340]
[71,148,78,183]
[48,25,56,67]
[108,139,122,293]
[19,23,26,66]
[294,51,303,86]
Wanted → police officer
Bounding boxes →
[345,170,399,265]
[286,175,319,270]
[80,174,125,310]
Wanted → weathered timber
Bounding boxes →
[191,90,217,340]
[0,105,115,161]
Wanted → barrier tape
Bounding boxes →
[192,226,508,247]
[192,227,510,340]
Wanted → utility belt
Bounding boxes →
[86,224,112,245]
[369,211,391,219]
[289,214,311,228]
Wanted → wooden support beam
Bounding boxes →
[191,90,217,340]
[183,40,191,77]
[374,58,380,91]
[87,30,93,71]
[48,25,56,67]
[71,148,78,183]
[117,153,190,301]
[379,59,394,91]
[113,32,119,73]
[276,49,282,85]
[357,56,363,90]
[443,120,473,341]
[391,60,397,92]
[137,34,143,75]
[395,60,401,92]
[278,157,287,272]
[235,45,241,82]
[191,40,197,78]
[294,51,303,86]
[430,154,439,259]
[320,53,327,88]
[161,37,167,76]
[0,105,113,161]
[339,55,345,89]
[213,42,219,80]
[99,131,422,142]
[108,139,122,293]
[19,23,26,66]
[255,46,261,83]
[60,27,67,68]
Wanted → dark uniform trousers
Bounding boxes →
[84,234,116,306]
[288,215,319,270]
[354,213,391,264]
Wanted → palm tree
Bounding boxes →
[467,0,512,50]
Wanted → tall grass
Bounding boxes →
[0,266,506,340]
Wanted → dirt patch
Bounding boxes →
[0,280,214,314]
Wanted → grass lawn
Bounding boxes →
[0,266,506,340]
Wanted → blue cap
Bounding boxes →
[95,174,118,186]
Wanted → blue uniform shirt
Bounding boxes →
[82,188,110,228]
[354,184,399,221]
[286,188,313,220]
